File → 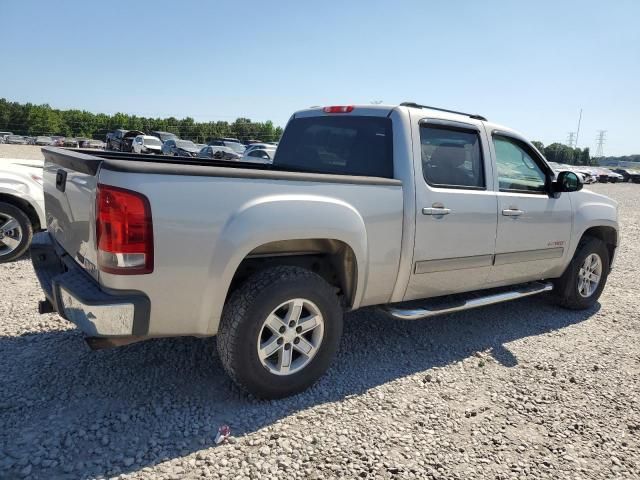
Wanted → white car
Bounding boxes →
[241,146,277,164]
[0,159,45,262]
[131,135,163,154]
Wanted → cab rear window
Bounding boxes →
[274,116,393,178]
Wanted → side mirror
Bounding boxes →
[554,171,583,193]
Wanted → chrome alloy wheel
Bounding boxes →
[257,298,324,376]
[578,253,603,298]
[0,213,23,257]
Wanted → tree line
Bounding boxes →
[530,141,595,166]
[0,98,283,142]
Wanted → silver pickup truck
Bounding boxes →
[32,102,619,398]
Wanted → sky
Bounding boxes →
[1,0,639,155]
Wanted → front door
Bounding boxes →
[487,132,572,285]
[405,119,498,301]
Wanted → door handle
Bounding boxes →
[423,206,451,215]
[502,208,524,217]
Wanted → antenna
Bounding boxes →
[595,130,607,158]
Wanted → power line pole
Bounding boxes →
[574,108,583,148]
[566,132,576,148]
[595,130,607,158]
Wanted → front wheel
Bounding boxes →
[553,236,609,310]
[217,266,343,399]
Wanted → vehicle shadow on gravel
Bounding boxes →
[0,295,598,478]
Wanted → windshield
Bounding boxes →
[225,142,246,154]
[176,140,196,149]
[145,137,162,146]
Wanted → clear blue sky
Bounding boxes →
[1,0,639,155]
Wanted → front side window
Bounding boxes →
[420,125,485,189]
[493,136,547,193]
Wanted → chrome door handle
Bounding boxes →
[423,207,451,215]
[502,208,524,217]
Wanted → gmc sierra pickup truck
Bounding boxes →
[32,102,619,399]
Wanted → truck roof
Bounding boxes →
[293,103,527,144]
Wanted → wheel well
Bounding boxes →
[0,194,41,230]
[228,239,358,308]
[582,226,617,269]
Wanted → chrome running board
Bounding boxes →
[384,282,553,320]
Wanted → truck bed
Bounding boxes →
[53,148,401,186]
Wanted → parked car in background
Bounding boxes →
[34,136,54,146]
[198,145,241,161]
[106,129,144,152]
[591,167,623,183]
[208,138,246,156]
[26,136,36,145]
[84,139,106,149]
[606,170,624,183]
[51,136,65,147]
[63,138,79,147]
[0,159,45,263]
[243,143,275,156]
[149,131,179,143]
[612,167,640,183]
[0,131,13,143]
[161,138,200,157]
[131,135,163,154]
[241,146,276,164]
[571,168,597,184]
[195,143,206,151]
[5,135,28,145]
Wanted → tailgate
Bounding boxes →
[42,148,102,276]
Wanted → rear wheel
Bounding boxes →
[553,236,609,310]
[217,266,343,399]
[0,202,33,263]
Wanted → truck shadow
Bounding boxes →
[0,295,598,478]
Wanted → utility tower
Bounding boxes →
[595,130,607,158]
[566,132,576,148]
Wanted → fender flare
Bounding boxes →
[201,193,368,334]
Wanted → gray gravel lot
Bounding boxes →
[0,144,46,160]
[1,183,639,479]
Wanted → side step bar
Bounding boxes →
[384,282,554,320]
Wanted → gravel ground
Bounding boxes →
[0,144,46,160]
[1,183,639,480]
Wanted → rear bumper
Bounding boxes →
[30,232,150,337]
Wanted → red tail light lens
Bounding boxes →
[96,184,153,274]
[322,105,354,113]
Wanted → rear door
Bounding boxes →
[405,118,498,300]
[42,149,100,277]
[487,132,572,285]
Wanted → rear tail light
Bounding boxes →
[322,105,354,113]
[96,184,153,274]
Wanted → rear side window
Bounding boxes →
[274,116,393,178]
[420,125,485,189]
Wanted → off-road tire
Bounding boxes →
[0,202,33,263]
[217,266,343,399]
[553,236,609,310]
